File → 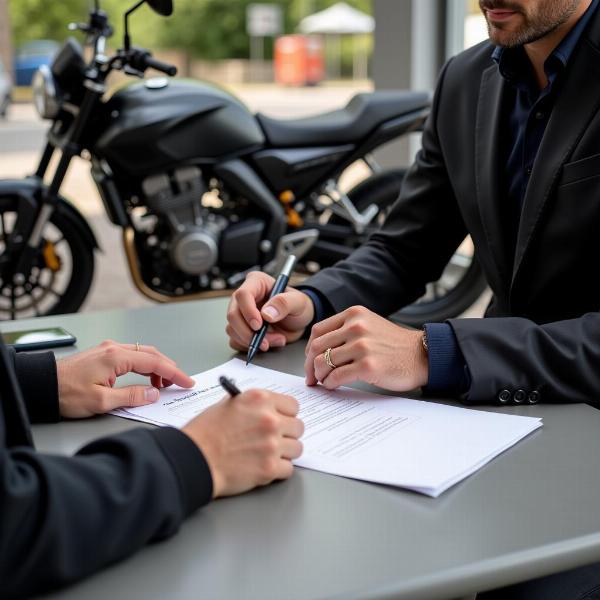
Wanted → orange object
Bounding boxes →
[274,35,324,86]
[279,190,295,203]
[286,207,304,228]
[43,241,61,272]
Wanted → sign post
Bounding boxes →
[246,3,283,81]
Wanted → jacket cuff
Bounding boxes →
[297,286,335,337]
[423,322,470,396]
[13,351,60,423]
[149,427,213,516]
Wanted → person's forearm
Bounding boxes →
[301,59,467,318]
[9,349,60,423]
[0,427,211,597]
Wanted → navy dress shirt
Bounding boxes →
[302,0,599,394]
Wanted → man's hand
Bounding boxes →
[226,271,314,353]
[182,389,304,498]
[304,306,428,391]
[57,340,195,418]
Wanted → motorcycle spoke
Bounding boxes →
[0,212,6,242]
[10,287,16,320]
[38,285,61,299]
[29,290,42,317]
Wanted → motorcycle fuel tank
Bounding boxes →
[94,78,265,175]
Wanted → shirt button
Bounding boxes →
[526,166,533,176]
[514,389,527,404]
[528,391,540,404]
[535,110,545,120]
[498,389,511,404]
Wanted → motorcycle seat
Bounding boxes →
[256,90,430,148]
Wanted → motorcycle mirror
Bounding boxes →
[124,0,172,52]
[146,0,173,16]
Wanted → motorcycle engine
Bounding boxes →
[136,166,267,296]
[141,167,225,276]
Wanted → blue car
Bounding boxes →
[14,40,60,86]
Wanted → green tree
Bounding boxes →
[8,0,373,61]
[9,0,173,50]
[9,0,88,46]
[156,0,372,59]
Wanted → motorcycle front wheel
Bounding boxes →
[340,169,488,327]
[0,196,94,319]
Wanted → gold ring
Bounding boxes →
[135,341,140,352]
[324,347,337,369]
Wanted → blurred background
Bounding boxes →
[0,0,489,314]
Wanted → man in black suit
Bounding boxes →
[227,0,600,596]
[0,339,303,598]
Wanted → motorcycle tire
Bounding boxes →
[0,195,94,319]
[341,168,488,327]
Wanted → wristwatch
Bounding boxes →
[421,327,428,354]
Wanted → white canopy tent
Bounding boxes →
[298,2,374,80]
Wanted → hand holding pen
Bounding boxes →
[246,255,297,365]
[181,374,303,498]
[225,255,315,360]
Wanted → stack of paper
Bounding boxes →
[112,358,542,497]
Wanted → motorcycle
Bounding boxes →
[0,0,487,325]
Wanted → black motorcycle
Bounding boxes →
[0,0,486,323]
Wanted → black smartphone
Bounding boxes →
[2,327,77,351]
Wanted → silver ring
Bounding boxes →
[135,341,140,352]
[324,347,337,369]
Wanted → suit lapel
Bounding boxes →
[512,20,600,286]
[475,64,511,290]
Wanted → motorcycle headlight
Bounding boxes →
[32,65,60,119]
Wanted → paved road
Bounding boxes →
[0,103,48,152]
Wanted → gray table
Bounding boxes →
[5,299,600,600]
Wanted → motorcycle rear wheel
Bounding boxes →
[340,169,488,327]
[0,196,94,319]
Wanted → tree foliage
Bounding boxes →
[9,0,88,46]
[156,0,372,59]
[9,0,372,60]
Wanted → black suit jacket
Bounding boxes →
[0,341,212,598]
[304,9,600,406]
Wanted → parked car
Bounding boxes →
[14,40,60,86]
[0,59,11,118]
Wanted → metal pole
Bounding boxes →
[372,0,415,167]
[446,0,467,58]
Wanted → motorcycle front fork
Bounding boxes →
[11,142,74,285]
[12,88,101,284]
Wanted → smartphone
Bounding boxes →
[2,327,77,351]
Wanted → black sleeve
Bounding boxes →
[449,313,600,405]
[0,423,213,598]
[8,348,60,423]
[301,58,468,317]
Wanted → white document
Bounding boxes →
[112,358,542,497]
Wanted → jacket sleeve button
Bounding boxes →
[527,390,540,404]
[514,389,527,404]
[498,389,511,403]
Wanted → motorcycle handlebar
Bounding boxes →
[104,48,178,80]
[143,55,177,76]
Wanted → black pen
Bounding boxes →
[219,375,241,397]
[246,254,297,366]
